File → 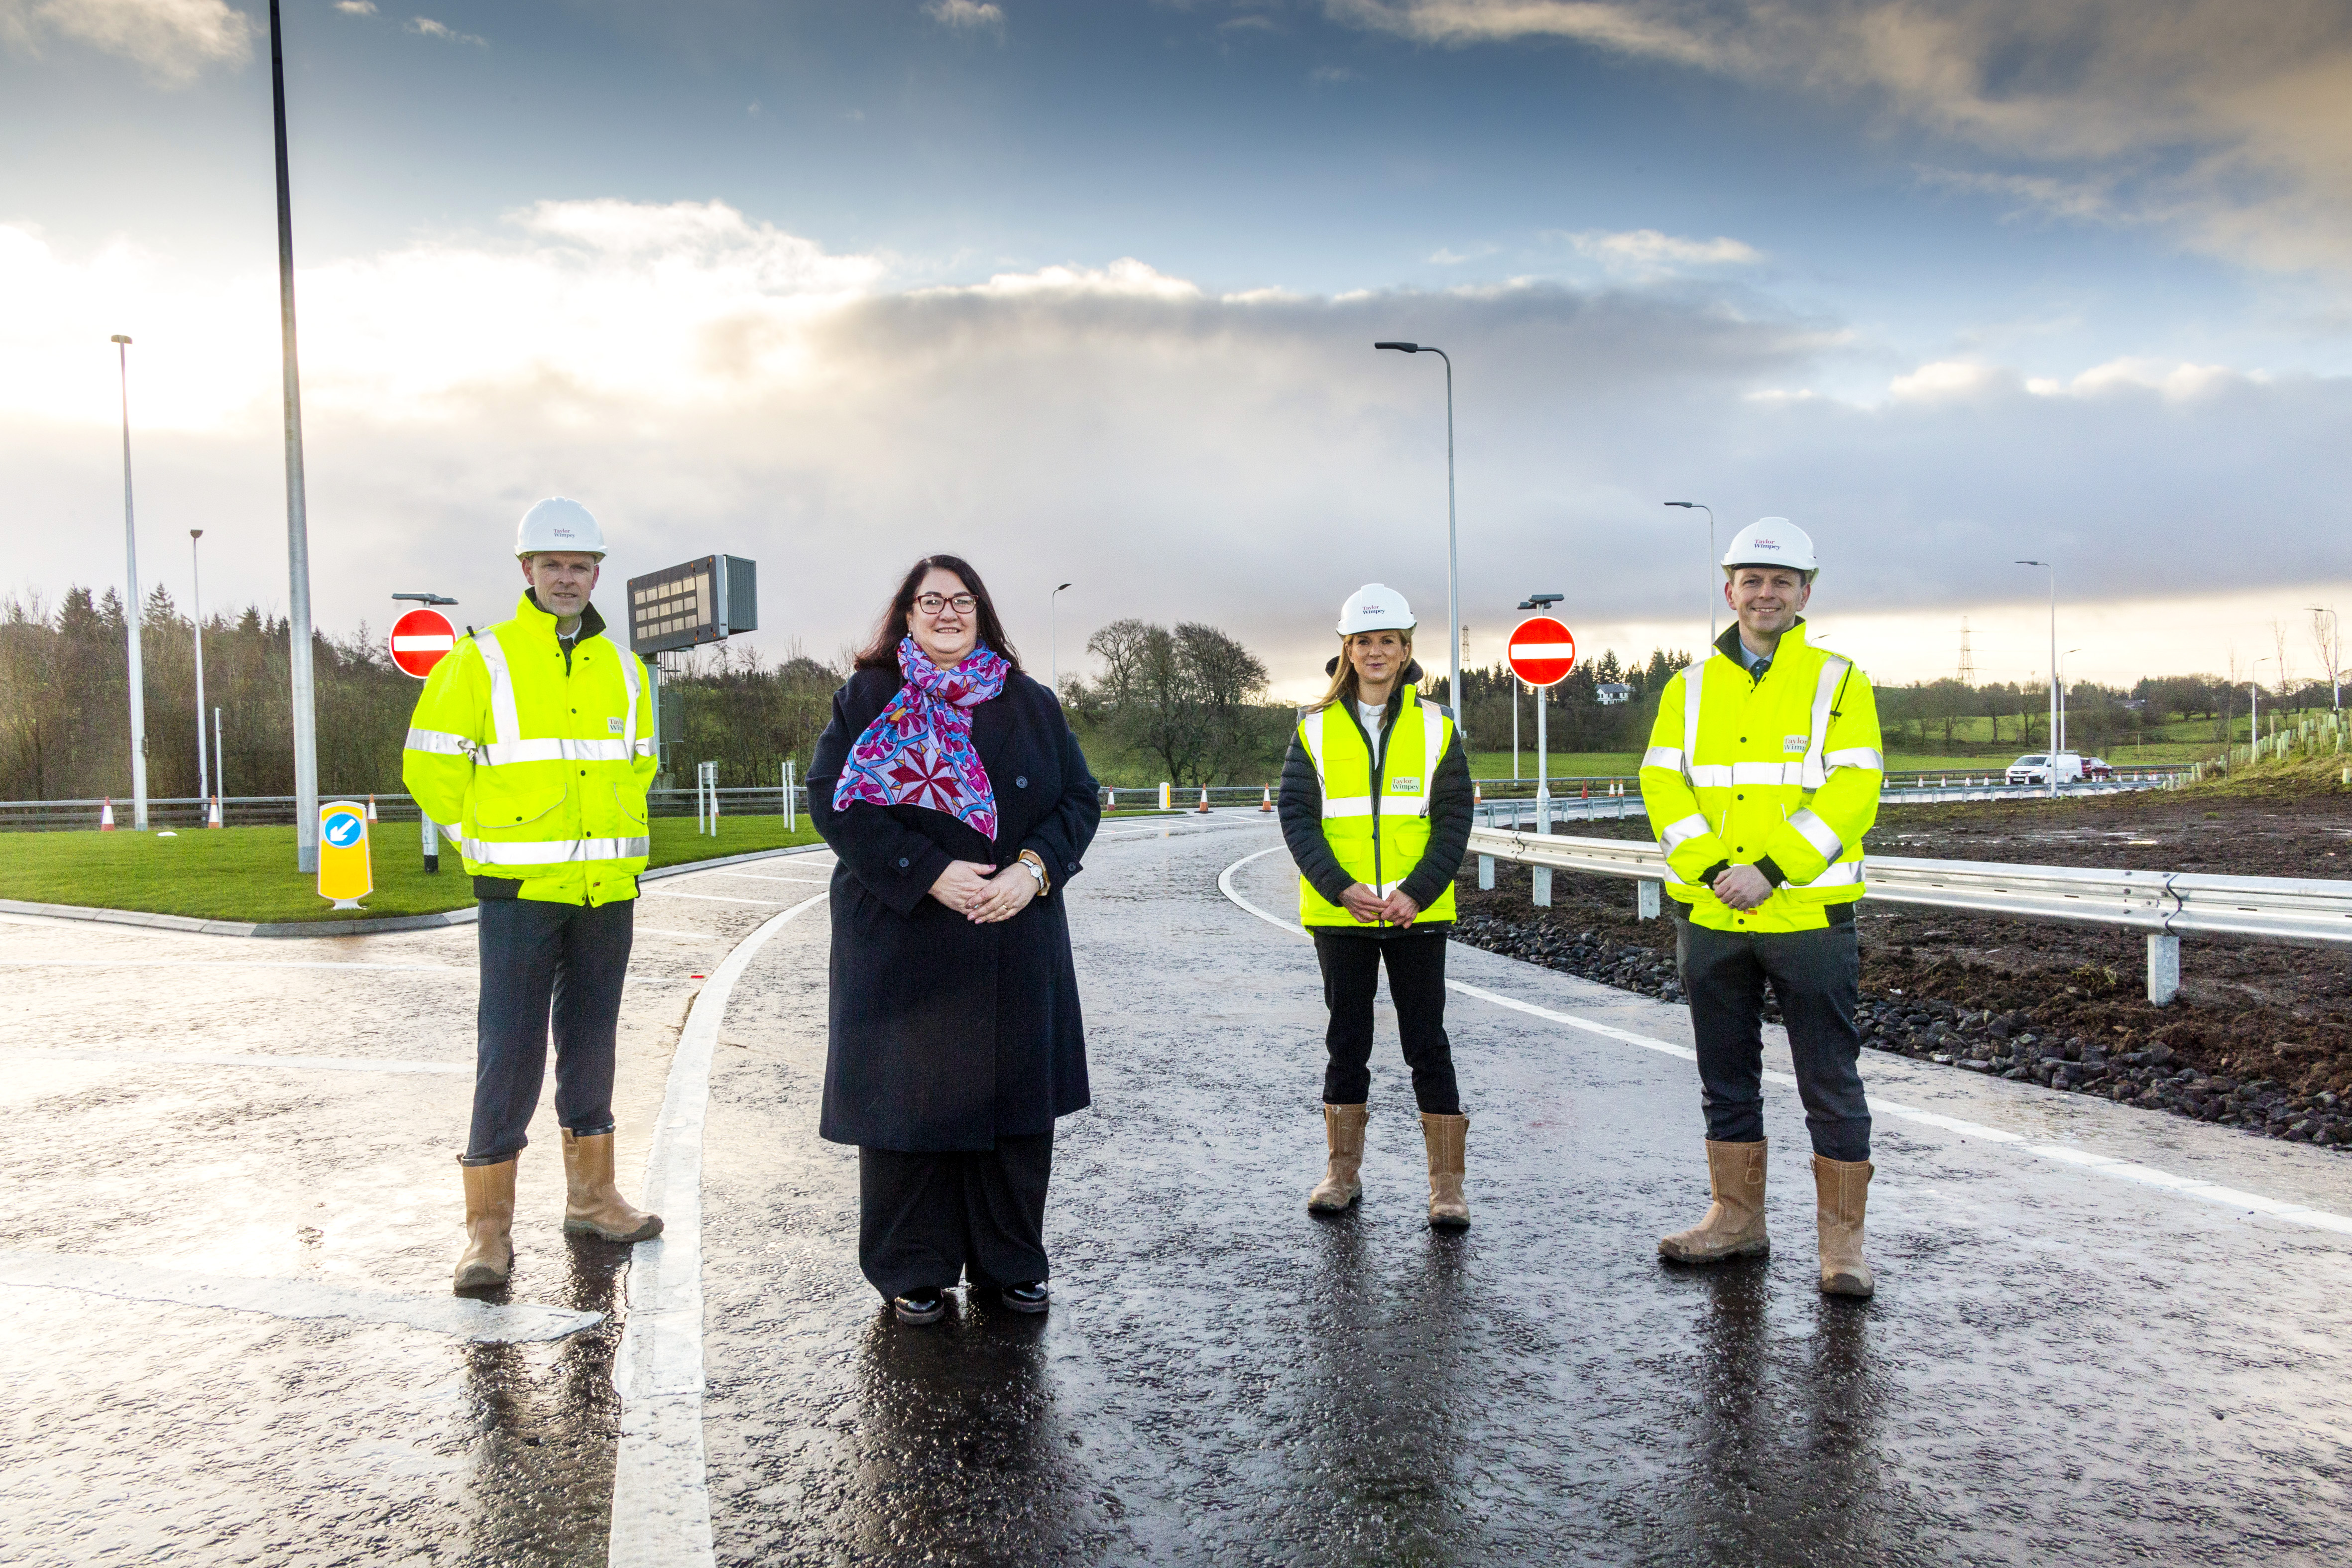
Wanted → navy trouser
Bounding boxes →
[1312,928,1462,1115]
[858,1133,1054,1300]
[462,895,634,1166]
[1675,913,1872,1162]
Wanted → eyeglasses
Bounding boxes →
[913,593,978,615]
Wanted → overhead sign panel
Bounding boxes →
[1508,617,1577,689]
[388,608,457,678]
[627,555,758,657]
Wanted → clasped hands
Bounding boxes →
[929,858,1037,924]
[1338,883,1421,927]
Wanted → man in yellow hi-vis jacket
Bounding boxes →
[403,496,664,1294]
[1638,518,1885,1298]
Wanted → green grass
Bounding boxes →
[0,815,824,924]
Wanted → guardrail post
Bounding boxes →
[1532,866,1552,907]
[2146,933,2181,1007]
[1638,879,1660,920]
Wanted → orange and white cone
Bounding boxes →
[365,795,378,823]
[1260,787,1273,813]
[206,796,223,829]
[99,797,117,831]
[1580,782,1589,800]
[1197,787,1211,814]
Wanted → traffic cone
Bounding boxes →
[206,796,223,829]
[1580,782,1589,800]
[1196,787,1211,814]
[1260,787,1273,813]
[100,797,117,831]
[365,795,378,823]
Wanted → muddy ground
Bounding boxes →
[1451,788,2352,1152]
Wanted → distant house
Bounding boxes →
[1596,682,1633,706]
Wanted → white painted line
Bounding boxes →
[0,959,473,974]
[0,1251,599,1343]
[4,1050,469,1075]
[640,890,797,906]
[1213,844,2352,1243]
[687,871,831,885]
[608,887,825,1568]
[633,927,722,940]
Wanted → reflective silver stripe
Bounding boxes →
[473,631,525,758]
[1679,664,1705,773]
[1799,658,1851,790]
[1322,798,1374,820]
[1730,761,1801,786]
[1417,700,1444,818]
[404,726,474,758]
[1790,857,1864,888]
[1658,813,1711,853]
[1688,764,1735,788]
[612,635,640,757]
[1300,707,1328,777]
[1787,807,1844,862]
[1825,746,1883,771]
[633,739,657,758]
[479,736,634,766]
[461,836,650,866]
[1642,746,1683,772]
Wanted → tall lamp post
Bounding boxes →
[1664,501,1716,644]
[269,0,321,870]
[112,334,149,830]
[1050,581,1072,694]
[190,529,209,803]
[2310,605,2342,712]
[2016,560,2058,796]
[1373,342,1460,722]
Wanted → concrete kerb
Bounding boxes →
[0,843,836,940]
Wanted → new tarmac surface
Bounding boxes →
[4,816,2351,1566]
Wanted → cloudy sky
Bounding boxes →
[6,0,2351,702]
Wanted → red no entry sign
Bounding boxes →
[1508,616,1577,688]
[389,608,457,679]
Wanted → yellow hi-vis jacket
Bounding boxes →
[401,592,656,906]
[1296,697,1459,927]
[1638,620,1884,933]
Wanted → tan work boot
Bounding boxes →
[1811,1154,1876,1298]
[561,1129,664,1243]
[454,1157,517,1293]
[1419,1112,1470,1229]
[1307,1103,1368,1212]
[1658,1139,1770,1263]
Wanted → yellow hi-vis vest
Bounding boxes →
[1296,697,1459,928]
[401,592,657,906]
[1638,621,1884,933]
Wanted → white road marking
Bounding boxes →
[0,1251,599,1343]
[0,958,474,974]
[608,888,827,1568]
[640,890,798,906]
[1213,844,2352,1241]
[683,870,831,886]
[4,1049,470,1075]
[633,927,722,940]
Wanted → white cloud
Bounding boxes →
[408,15,484,46]
[1888,359,2009,403]
[1558,228,1762,273]
[336,0,377,14]
[0,0,250,82]
[925,0,1006,35]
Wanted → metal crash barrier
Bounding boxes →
[1467,826,2352,1007]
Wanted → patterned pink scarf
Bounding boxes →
[831,636,1008,839]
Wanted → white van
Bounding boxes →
[2006,752,2084,786]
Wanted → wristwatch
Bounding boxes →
[1018,851,1049,894]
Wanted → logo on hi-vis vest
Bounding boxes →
[1389,775,1422,792]
[1783,735,1808,754]
[609,716,625,733]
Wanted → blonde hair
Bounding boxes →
[1309,627,1415,714]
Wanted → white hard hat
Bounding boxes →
[1337,583,1416,635]
[1720,517,1817,574]
[515,496,606,559]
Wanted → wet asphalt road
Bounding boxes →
[6,819,2352,1565]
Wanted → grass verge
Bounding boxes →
[0,815,824,924]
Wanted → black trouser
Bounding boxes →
[1311,928,1461,1114]
[1674,913,1871,1162]
[462,896,634,1166]
[858,1133,1054,1300]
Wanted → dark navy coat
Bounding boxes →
[807,666,1099,1151]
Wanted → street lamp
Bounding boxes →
[269,0,321,871]
[1050,582,1073,694]
[2058,646,2082,753]
[1663,502,1716,644]
[2310,605,2341,712]
[393,592,459,605]
[191,530,209,803]
[1374,342,1461,723]
[112,334,149,831]
[2016,560,2058,797]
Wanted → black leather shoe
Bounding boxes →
[891,1288,946,1325]
[998,1281,1050,1314]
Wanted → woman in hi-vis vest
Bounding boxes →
[1277,585,1477,1227]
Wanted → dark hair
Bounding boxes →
[853,554,1025,675]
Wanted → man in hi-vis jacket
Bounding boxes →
[403,496,663,1294]
[1638,518,1885,1297]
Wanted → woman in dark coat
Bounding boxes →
[807,554,1100,1326]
